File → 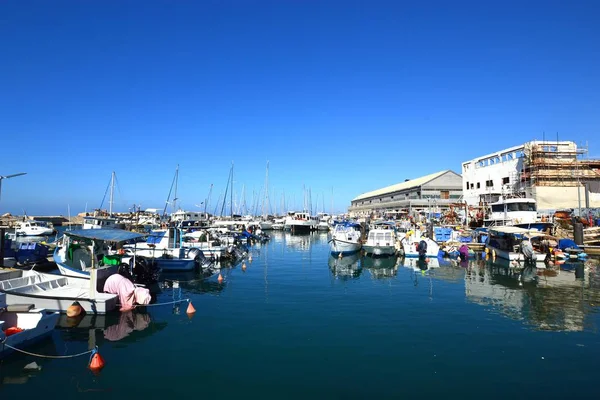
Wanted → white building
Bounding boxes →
[462,140,600,211]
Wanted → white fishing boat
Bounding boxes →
[0,292,60,359]
[329,221,362,255]
[285,211,317,233]
[485,226,547,263]
[0,270,118,314]
[400,230,440,258]
[484,196,538,227]
[363,221,398,256]
[54,229,145,280]
[82,215,120,230]
[15,220,54,236]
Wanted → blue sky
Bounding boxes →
[1,0,599,216]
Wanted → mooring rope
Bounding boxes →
[1,342,94,359]
[117,298,191,308]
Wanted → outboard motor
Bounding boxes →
[520,239,534,263]
[417,240,428,258]
[187,248,211,269]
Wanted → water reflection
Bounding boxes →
[362,255,399,279]
[328,253,362,279]
[465,259,600,331]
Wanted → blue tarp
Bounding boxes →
[65,229,145,243]
[557,238,580,250]
[147,231,166,244]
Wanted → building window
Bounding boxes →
[440,191,449,199]
[476,182,481,189]
[465,181,469,190]
[502,177,510,184]
[486,180,493,188]
[470,183,474,189]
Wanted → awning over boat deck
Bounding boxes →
[489,226,551,238]
[64,229,145,243]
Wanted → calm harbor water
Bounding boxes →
[2,231,600,398]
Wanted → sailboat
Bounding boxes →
[83,171,120,230]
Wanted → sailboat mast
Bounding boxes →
[109,171,115,216]
[230,162,234,218]
[264,161,270,217]
[173,164,179,213]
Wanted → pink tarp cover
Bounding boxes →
[103,274,151,311]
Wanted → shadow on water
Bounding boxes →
[328,252,362,279]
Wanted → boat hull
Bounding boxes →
[154,258,196,272]
[363,245,396,256]
[57,263,118,280]
[330,239,362,255]
[0,311,60,359]
[486,245,547,263]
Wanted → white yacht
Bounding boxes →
[15,220,54,236]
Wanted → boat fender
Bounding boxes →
[67,301,84,318]
[4,326,24,336]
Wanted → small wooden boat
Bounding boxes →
[0,292,60,359]
[0,269,118,314]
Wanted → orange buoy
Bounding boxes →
[242,262,247,271]
[186,301,196,315]
[217,273,224,283]
[88,348,105,373]
[66,302,83,318]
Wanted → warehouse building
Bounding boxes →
[348,170,463,218]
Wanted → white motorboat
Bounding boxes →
[0,292,60,359]
[0,269,118,314]
[15,220,54,236]
[124,228,202,271]
[271,217,286,230]
[329,221,362,255]
[485,226,547,263]
[54,229,146,279]
[363,221,398,256]
[316,213,332,231]
[181,230,228,260]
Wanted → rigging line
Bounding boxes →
[163,167,178,218]
[114,173,125,209]
[220,167,232,217]
[99,175,112,210]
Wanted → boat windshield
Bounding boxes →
[491,202,536,212]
